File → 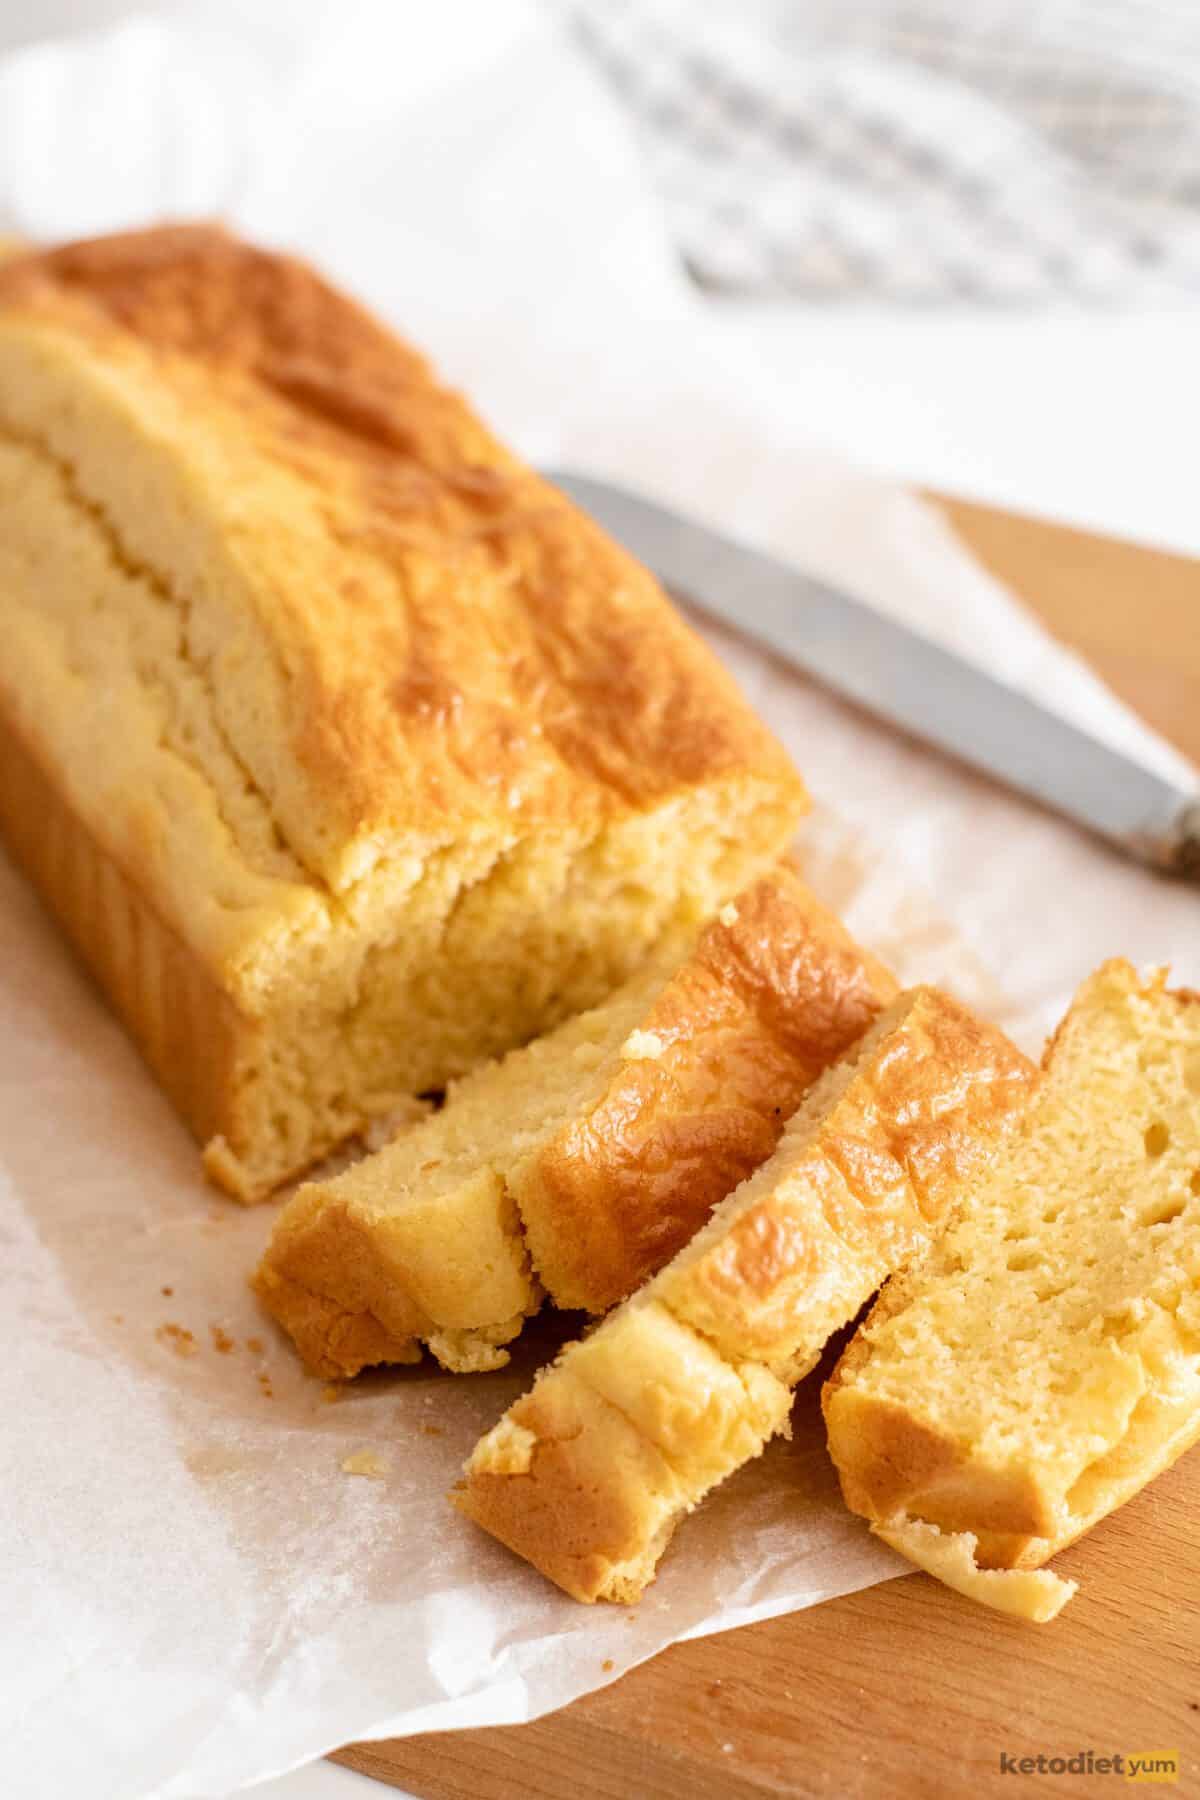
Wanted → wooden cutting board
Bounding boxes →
[335,495,1200,1799]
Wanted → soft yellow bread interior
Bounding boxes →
[824,961,1200,1578]
[457,988,1034,1600]
[256,867,898,1375]
[0,229,805,1197]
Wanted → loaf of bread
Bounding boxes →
[823,961,1200,1620]
[254,865,898,1374]
[0,227,806,1198]
[455,988,1034,1601]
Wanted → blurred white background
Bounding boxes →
[0,0,1195,555]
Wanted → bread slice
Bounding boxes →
[823,961,1200,1618]
[254,866,898,1374]
[455,988,1034,1600]
[254,955,671,1377]
[0,227,805,1199]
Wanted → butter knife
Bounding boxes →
[547,470,1200,881]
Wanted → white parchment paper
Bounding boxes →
[1,6,1197,1797]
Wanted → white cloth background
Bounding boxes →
[562,0,1200,298]
[0,5,1197,1798]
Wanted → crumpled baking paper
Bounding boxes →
[1,5,1197,1798]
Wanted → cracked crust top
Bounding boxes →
[0,226,804,902]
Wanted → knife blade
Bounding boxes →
[546,469,1200,880]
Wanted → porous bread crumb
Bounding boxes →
[472,1420,538,1476]
[718,903,738,927]
[362,1095,435,1154]
[621,1029,666,1061]
[156,1322,197,1358]
[341,1449,387,1478]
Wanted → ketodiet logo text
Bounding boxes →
[998,1750,1178,1782]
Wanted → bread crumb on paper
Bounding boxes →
[321,1383,344,1405]
[601,1659,614,1673]
[210,1325,235,1354]
[245,1336,264,1355]
[156,1322,197,1358]
[257,1372,274,1399]
[342,1449,387,1479]
[185,1445,246,1481]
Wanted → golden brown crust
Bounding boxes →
[661,989,1036,1373]
[517,864,900,1309]
[0,690,251,1167]
[252,1262,422,1380]
[0,225,804,858]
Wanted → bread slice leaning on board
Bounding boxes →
[823,960,1200,1622]
[0,226,805,1200]
[254,864,898,1374]
[455,987,1035,1602]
